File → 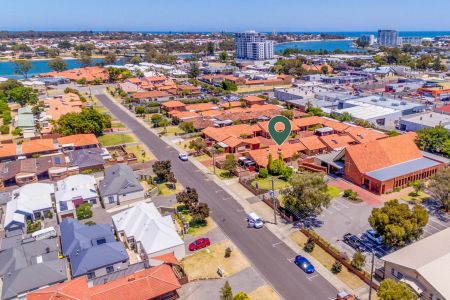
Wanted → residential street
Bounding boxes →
[96,93,338,300]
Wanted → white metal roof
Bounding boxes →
[339,101,400,120]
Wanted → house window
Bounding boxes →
[87,272,95,279]
[108,196,115,204]
[90,198,97,205]
[106,266,114,274]
[96,238,106,245]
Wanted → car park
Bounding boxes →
[188,238,211,251]
[294,255,315,274]
[343,233,363,251]
[365,229,383,245]
[178,153,189,161]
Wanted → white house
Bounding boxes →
[112,202,185,262]
[4,183,55,231]
[55,174,99,221]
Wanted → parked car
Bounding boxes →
[247,212,264,229]
[294,255,315,274]
[189,238,211,251]
[365,229,383,245]
[343,233,363,251]
[178,153,189,161]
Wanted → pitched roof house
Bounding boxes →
[60,218,129,279]
[112,202,185,261]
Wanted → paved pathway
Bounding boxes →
[96,92,338,300]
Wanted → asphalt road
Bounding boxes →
[96,94,337,300]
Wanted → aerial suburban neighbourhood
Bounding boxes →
[0,2,449,300]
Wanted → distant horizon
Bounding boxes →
[1,30,450,34]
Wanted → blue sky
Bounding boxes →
[1,0,450,32]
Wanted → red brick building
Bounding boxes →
[344,134,447,194]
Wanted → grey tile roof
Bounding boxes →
[68,148,105,169]
[366,157,442,181]
[0,238,67,300]
[60,218,128,277]
[99,164,143,197]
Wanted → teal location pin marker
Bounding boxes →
[268,115,291,146]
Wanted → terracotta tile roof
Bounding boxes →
[44,67,107,82]
[248,142,306,167]
[151,252,180,265]
[171,111,199,120]
[162,100,185,108]
[57,134,99,148]
[202,124,260,142]
[126,77,143,84]
[186,103,219,112]
[345,134,423,174]
[21,139,56,155]
[131,91,170,99]
[299,136,327,151]
[436,105,450,114]
[220,101,242,109]
[200,110,223,117]
[291,116,324,129]
[344,126,387,144]
[0,143,17,158]
[243,95,266,103]
[319,134,356,150]
[321,119,351,132]
[27,264,181,300]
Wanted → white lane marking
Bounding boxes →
[272,242,283,247]
[334,201,349,209]
[287,257,295,262]
[307,274,319,280]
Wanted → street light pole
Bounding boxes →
[271,176,277,225]
[211,148,216,175]
[368,251,375,300]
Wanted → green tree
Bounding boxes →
[129,55,142,64]
[351,251,365,270]
[411,180,424,196]
[151,114,162,126]
[8,87,38,106]
[188,138,207,155]
[135,106,146,116]
[76,203,93,220]
[54,108,112,135]
[282,172,331,218]
[190,202,209,224]
[338,112,353,122]
[223,154,237,177]
[13,60,32,78]
[220,281,233,300]
[176,187,199,210]
[188,63,200,79]
[219,51,228,62]
[103,52,117,65]
[58,40,72,49]
[78,53,93,67]
[107,67,123,83]
[206,41,215,56]
[233,292,250,300]
[221,80,237,91]
[179,121,195,133]
[377,279,417,300]
[152,160,172,182]
[369,199,428,246]
[0,79,23,92]
[48,57,68,72]
[427,168,450,211]
[281,110,293,120]
[416,126,450,154]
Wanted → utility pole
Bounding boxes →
[368,251,375,300]
[211,148,216,175]
[271,177,277,225]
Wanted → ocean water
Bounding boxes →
[285,31,450,38]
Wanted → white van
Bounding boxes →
[247,212,264,229]
[32,227,57,240]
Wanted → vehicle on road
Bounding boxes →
[247,212,264,229]
[188,238,211,251]
[294,255,315,274]
[178,153,189,161]
[365,229,383,245]
[343,233,363,251]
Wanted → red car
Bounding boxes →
[189,238,211,251]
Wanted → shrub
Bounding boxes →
[351,251,366,270]
[0,125,9,135]
[304,238,315,253]
[258,167,268,178]
[331,261,342,274]
[84,221,96,226]
[12,127,22,136]
[343,189,359,201]
[224,247,232,258]
[2,111,12,124]
[76,202,93,220]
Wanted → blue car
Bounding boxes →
[294,255,315,274]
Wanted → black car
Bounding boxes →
[343,233,363,251]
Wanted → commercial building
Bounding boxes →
[400,36,423,46]
[382,227,450,300]
[344,134,447,194]
[360,34,375,46]
[378,30,400,47]
[418,80,450,101]
[399,112,450,132]
[235,31,274,60]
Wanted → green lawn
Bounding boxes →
[327,185,343,199]
[157,126,184,136]
[111,121,125,128]
[400,191,430,203]
[125,144,155,162]
[98,134,136,146]
[251,177,291,190]
[158,182,183,196]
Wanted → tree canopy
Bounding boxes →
[8,86,38,106]
[152,160,172,182]
[415,126,450,157]
[54,108,111,136]
[377,279,417,300]
[369,199,428,246]
[13,60,32,78]
[282,171,331,218]
[48,57,68,72]
[427,168,450,211]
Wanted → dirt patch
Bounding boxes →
[249,285,281,300]
[182,239,250,280]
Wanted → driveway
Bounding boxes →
[96,93,337,300]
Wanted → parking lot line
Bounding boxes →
[272,242,283,247]
[333,200,349,209]
[287,257,295,263]
[423,227,434,235]
[307,274,319,280]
